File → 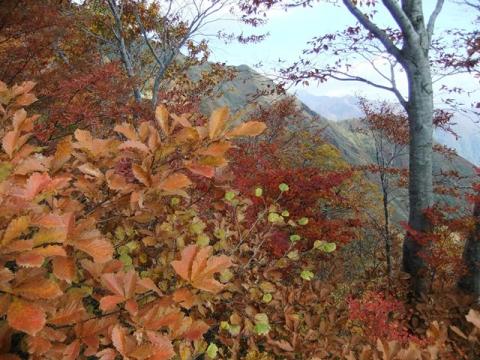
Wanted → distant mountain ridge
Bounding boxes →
[295,91,362,121]
[296,90,480,166]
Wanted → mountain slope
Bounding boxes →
[200,64,477,220]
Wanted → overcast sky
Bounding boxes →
[204,1,479,107]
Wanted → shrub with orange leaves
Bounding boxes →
[0,80,265,359]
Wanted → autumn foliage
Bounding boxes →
[0,80,265,358]
[2,1,480,358]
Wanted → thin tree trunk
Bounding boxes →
[459,197,480,295]
[381,175,392,279]
[107,0,142,103]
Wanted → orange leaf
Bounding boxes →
[74,129,116,158]
[208,107,229,139]
[171,245,232,293]
[13,246,66,268]
[173,288,197,309]
[185,162,215,178]
[16,252,44,267]
[74,237,113,264]
[2,216,30,246]
[114,123,138,141]
[78,163,103,178]
[15,93,37,107]
[172,114,192,129]
[52,257,76,283]
[51,136,72,173]
[26,335,52,355]
[0,269,13,290]
[132,164,151,186]
[12,109,27,130]
[13,277,62,300]
[2,130,18,158]
[111,324,135,357]
[22,173,70,201]
[155,105,170,135]
[7,298,46,336]
[466,309,480,329]
[0,294,11,316]
[14,155,51,175]
[12,81,36,96]
[227,121,266,137]
[99,295,124,312]
[198,142,231,157]
[171,245,198,281]
[146,331,175,360]
[118,140,150,154]
[157,173,192,192]
[182,320,209,341]
[48,294,86,326]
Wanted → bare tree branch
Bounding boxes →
[427,0,445,43]
[342,0,403,61]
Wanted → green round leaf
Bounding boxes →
[298,217,309,225]
[255,187,263,197]
[300,270,315,281]
[254,322,271,335]
[289,234,301,242]
[229,324,241,336]
[314,240,336,253]
[268,212,281,223]
[281,210,290,217]
[279,183,289,192]
[196,234,210,247]
[287,250,299,261]
[262,293,273,303]
[206,343,218,359]
[225,191,235,201]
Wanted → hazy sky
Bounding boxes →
[205,1,479,106]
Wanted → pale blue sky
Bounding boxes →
[205,1,479,106]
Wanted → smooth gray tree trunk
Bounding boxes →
[400,1,435,296]
[402,56,434,295]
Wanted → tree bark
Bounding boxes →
[400,0,435,296]
[459,197,480,295]
[402,56,434,295]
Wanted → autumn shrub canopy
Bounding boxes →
[1,1,480,359]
